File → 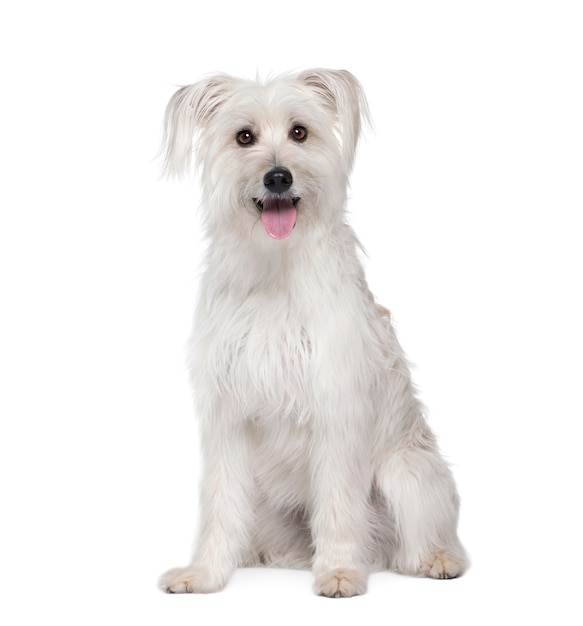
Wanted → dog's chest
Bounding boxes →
[197,279,338,420]
[231,292,312,415]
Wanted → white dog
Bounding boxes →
[158,69,468,597]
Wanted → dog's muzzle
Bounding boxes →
[253,167,299,240]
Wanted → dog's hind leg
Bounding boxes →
[376,430,468,579]
[249,502,313,570]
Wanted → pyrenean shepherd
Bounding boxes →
[158,69,468,597]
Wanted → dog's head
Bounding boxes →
[161,69,370,244]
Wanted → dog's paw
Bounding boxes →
[158,565,225,594]
[420,549,467,580]
[313,568,367,598]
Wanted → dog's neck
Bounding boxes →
[203,220,363,296]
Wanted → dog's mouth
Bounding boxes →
[253,197,300,240]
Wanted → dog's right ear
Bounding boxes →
[160,75,235,178]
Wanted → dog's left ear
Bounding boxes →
[299,69,371,173]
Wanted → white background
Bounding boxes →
[1,1,582,624]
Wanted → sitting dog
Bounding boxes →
[158,69,468,597]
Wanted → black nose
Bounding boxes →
[263,167,293,194]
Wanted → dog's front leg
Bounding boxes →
[159,403,255,593]
[310,401,372,598]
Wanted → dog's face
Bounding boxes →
[162,70,369,245]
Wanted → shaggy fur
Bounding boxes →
[158,69,468,597]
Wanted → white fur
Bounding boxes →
[158,69,468,597]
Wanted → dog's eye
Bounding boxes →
[236,130,255,146]
[290,126,308,142]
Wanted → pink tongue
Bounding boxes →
[261,198,297,240]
